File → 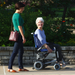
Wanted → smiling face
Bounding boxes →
[36,20,44,30]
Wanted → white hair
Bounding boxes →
[35,17,44,24]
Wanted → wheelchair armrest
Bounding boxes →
[37,46,46,52]
[34,46,44,53]
[37,46,42,51]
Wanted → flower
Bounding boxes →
[0,4,3,7]
[62,20,65,22]
[23,2,25,4]
[57,27,60,29]
[70,24,73,26]
[4,2,6,4]
[27,3,30,6]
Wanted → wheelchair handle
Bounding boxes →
[31,32,34,35]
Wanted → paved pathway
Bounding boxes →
[0,65,75,75]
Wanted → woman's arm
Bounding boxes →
[18,26,26,43]
[36,30,52,53]
[43,44,52,53]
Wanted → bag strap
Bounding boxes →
[11,20,19,33]
[11,21,13,31]
[11,20,15,31]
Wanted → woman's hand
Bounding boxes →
[47,47,53,53]
[22,37,26,43]
[44,44,53,53]
[18,26,26,43]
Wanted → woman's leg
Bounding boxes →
[17,35,29,71]
[8,35,21,69]
[53,44,63,62]
[8,42,19,69]
[18,36,24,69]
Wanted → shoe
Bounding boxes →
[7,69,17,72]
[18,68,29,71]
[56,61,63,66]
[7,69,10,72]
[59,62,63,66]
[59,61,66,66]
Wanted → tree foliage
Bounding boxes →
[0,0,75,46]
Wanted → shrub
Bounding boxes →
[0,7,14,46]
[0,3,75,46]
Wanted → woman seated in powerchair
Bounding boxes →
[34,17,65,66]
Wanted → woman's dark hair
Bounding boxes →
[15,2,25,9]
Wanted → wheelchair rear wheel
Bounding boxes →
[34,61,43,70]
[54,63,60,70]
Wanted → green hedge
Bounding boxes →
[0,5,75,46]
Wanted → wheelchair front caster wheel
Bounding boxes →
[54,63,60,70]
[33,61,43,70]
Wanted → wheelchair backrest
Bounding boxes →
[31,32,55,52]
[31,33,38,48]
[32,33,48,52]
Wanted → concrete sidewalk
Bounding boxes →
[0,65,75,75]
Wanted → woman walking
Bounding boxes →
[7,2,29,72]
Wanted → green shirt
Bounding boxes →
[12,13,25,34]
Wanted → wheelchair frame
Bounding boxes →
[31,32,65,70]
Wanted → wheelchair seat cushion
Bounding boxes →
[40,49,48,52]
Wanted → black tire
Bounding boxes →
[54,63,60,70]
[34,61,43,70]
